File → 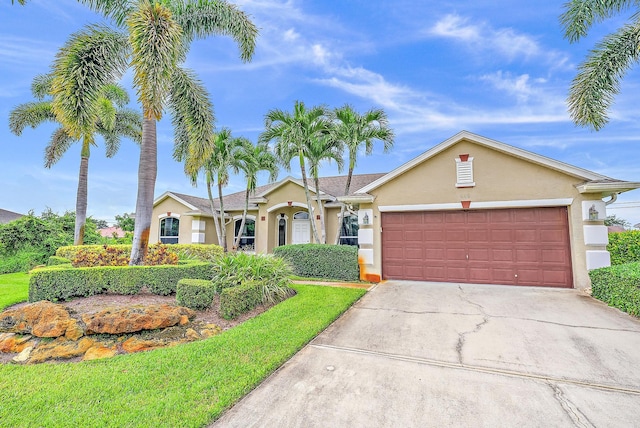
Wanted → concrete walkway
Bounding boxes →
[212,281,640,427]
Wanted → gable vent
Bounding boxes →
[455,155,475,187]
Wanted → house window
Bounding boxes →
[278,217,287,246]
[293,211,309,220]
[339,214,359,246]
[160,217,179,244]
[234,218,255,251]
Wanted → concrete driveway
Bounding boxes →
[213,281,640,427]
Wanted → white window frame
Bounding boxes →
[233,215,256,251]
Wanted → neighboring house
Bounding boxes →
[0,208,24,225]
[152,131,640,290]
[98,226,127,238]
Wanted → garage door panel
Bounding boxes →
[382,207,572,288]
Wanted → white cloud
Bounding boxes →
[427,14,567,65]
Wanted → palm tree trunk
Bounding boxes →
[299,151,320,243]
[206,179,223,249]
[130,116,157,265]
[234,188,250,250]
[334,166,355,245]
[218,179,227,252]
[314,175,326,244]
[74,139,90,245]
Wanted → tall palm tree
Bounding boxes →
[260,101,332,244]
[9,73,141,245]
[561,1,640,130]
[307,135,344,244]
[58,1,257,264]
[191,128,246,252]
[331,105,394,244]
[233,141,278,250]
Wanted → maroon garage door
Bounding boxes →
[381,207,573,288]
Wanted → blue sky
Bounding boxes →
[2,0,640,225]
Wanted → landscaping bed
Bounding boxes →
[0,289,277,365]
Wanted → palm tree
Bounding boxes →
[561,1,640,130]
[9,73,141,245]
[260,101,332,244]
[331,105,394,244]
[233,141,278,250]
[307,135,344,244]
[192,128,246,252]
[58,1,257,264]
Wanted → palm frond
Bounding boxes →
[170,0,258,62]
[76,0,135,27]
[50,24,129,139]
[9,101,56,135]
[101,83,130,107]
[169,66,215,175]
[561,0,637,42]
[568,21,640,130]
[31,73,53,99]
[128,2,184,120]
[44,127,75,168]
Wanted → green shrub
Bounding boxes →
[47,256,71,266]
[176,279,215,310]
[220,280,264,320]
[211,252,292,293]
[56,244,221,264]
[0,249,46,274]
[28,261,212,302]
[172,244,224,262]
[589,262,640,316]
[273,244,359,281]
[607,230,640,265]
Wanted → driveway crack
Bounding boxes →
[549,383,595,428]
[456,285,490,365]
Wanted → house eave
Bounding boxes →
[337,194,376,204]
[576,181,640,196]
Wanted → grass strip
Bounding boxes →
[0,284,365,427]
[0,272,30,310]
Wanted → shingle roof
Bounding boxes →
[0,208,24,224]
[164,173,385,213]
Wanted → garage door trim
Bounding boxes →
[378,198,573,212]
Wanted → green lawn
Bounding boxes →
[0,272,30,310]
[0,284,365,427]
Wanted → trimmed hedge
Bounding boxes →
[176,279,215,310]
[29,261,212,302]
[55,244,223,263]
[273,244,359,281]
[589,262,640,317]
[220,280,264,320]
[47,256,72,266]
[607,230,640,265]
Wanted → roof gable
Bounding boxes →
[355,131,611,194]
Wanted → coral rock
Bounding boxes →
[185,328,201,341]
[82,304,196,335]
[121,337,163,353]
[28,337,95,364]
[0,301,83,339]
[0,333,34,353]
[200,324,222,339]
[12,346,33,363]
[83,345,117,361]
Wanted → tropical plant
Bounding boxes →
[561,1,640,130]
[191,128,247,252]
[233,141,279,249]
[9,72,141,245]
[260,101,332,243]
[307,135,344,243]
[115,212,135,232]
[58,1,257,264]
[331,105,394,244]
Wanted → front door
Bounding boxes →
[292,220,310,244]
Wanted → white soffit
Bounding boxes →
[378,198,574,212]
